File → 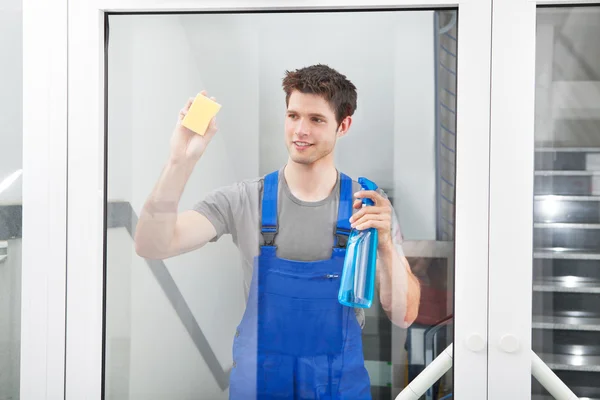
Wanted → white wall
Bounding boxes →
[393,15,436,241]
[106,11,436,399]
[535,9,600,146]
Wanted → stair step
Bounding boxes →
[533,315,600,331]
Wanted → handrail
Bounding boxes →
[395,344,580,400]
[107,201,231,390]
[531,351,579,400]
[396,344,453,400]
[423,315,453,400]
[424,314,453,365]
[0,240,7,263]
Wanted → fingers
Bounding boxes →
[349,192,392,231]
[177,97,194,123]
[354,189,386,205]
[350,205,390,223]
[351,213,389,229]
[354,190,388,210]
[353,218,391,232]
[178,91,217,125]
[182,97,194,114]
[205,95,218,136]
[205,116,218,136]
[178,108,187,123]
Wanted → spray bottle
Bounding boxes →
[338,177,379,308]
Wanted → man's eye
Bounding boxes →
[313,118,323,123]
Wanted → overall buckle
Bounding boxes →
[261,226,277,246]
[335,228,351,248]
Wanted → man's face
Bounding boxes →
[284,91,348,166]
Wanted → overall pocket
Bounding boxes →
[257,291,345,357]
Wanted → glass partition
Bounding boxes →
[0,0,23,397]
[532,6,600,400]
[105,10,457,399]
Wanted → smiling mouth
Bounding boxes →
[293,141,313,148]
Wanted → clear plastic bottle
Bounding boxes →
[338,177,379,308]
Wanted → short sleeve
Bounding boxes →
[192,182,246,242]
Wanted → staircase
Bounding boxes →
[532,146,600,400]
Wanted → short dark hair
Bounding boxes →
[282,64,358,125]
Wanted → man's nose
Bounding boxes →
[295,118,310,136]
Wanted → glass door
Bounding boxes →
[490,0,600,399]
[533,7,600,399]
[1,0,23,397]
[62,0,492,399]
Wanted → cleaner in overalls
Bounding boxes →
[135,64,421,399]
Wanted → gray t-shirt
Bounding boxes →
[193,167,405,328]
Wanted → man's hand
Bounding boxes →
[350,189,420,327]
[349,190,393,250]
[170,90,219,163]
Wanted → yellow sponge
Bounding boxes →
[181,93,222,135]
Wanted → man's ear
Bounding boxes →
[337,116,352,138]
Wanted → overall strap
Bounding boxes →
[261,170,353,248]
[261,170,279,246]
[335,173,353,248]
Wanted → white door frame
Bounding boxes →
[21,0,68,399]
[488,0,600,399]
[23,0,493,398]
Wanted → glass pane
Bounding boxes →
[533,6,600,400]
[106,10,457,399]
[0,0,23,398]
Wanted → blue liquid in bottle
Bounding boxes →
[338,177,379,308]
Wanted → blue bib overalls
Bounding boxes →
[229,171,372,399]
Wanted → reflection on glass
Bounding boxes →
[0,0,23,398]
[106,9,456,400]
[532,6,600,400]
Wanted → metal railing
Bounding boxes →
[396,343,580,400]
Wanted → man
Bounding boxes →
[134,64,420,399]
